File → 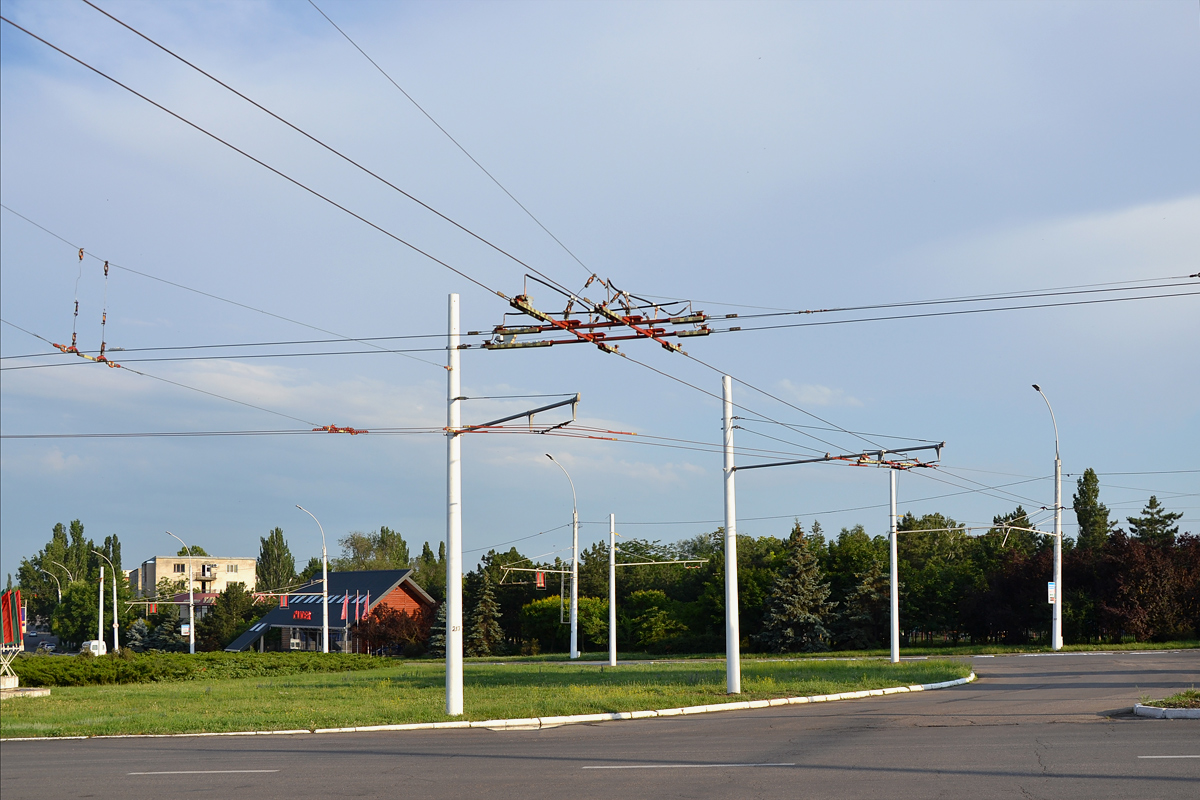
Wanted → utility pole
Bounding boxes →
[446,293,464,715]
[722,375,741,694]
[889,467,900,664]
[1033,385,1063,651]
[609,513,617,667]
[97,565,104,646]
[295,506,329,654]
[92,549,120,654]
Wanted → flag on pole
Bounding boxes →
[354,591,361,622]
[341,592,349,621]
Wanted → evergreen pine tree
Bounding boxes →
[755,535,837,653]
[1073,469,1111,550]
[465,571,505,657]
[833,559,890,650]
[126,618,150,652]
[1127,496,1183,547]
[256,527,296,592]
[427,603,447,657]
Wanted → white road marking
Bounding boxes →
[583,763,795,770]
[1137,755,1200,760]
[128,770,280,775]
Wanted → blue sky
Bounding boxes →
[2,0,1197,580]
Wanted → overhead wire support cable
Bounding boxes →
[0,205,444,369]
[0,16,505,301]
[305,0,596,281]
[77,0,584,301]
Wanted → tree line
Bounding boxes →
[15,469,1196,654]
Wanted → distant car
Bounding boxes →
[81,640,108,656]
[36,642,55,652]
[27,631,38,637]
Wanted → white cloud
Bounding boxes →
[778,379,862,408]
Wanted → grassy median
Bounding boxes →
[0,657,970,738]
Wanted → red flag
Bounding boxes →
[341,593,349,621]
[536,571,546,589]
[281,593,288,608]
[362,591,369,618]
[149,603,157,614]
[354,591,361,623]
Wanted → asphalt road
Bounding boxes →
[2,650,1196,799]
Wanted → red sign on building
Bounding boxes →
[292,610,312,621]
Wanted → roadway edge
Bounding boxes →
[1,672,977,742]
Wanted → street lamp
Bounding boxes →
[1032,384,1064,651]
[50,561,75,583]
[40,569,62,603]
[545,454,580,659]
[296,505,329,654]
[165,531,196,654]
[92,549,120,653]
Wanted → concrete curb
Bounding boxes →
[1,672,976,742]
[1133,703,1200,719]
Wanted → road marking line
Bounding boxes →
[128,770,280,775]
[1137,755,1200,759]
[583,763,795,770]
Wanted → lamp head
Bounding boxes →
[1032,384,1040,391]
[545,453,554,461]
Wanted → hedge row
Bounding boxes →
[12,650,390,687]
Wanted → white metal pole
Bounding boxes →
[546,454,580,659]
[722,375,741,694]
[98,565,105,645]
[296,506,329,654]
[609,513,617,667]
[446,293,464,715]
[166,531,196,654]
[571,504,579,658]
[890,468,900,664]
[1054,455,1063,650]
[1033,385,1064,652]
[93,550,120,653]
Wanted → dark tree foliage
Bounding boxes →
[410,540,447,602]
[126,618,150,652]
[354,606,433,656]
[335,526,411,570]
[755,532,836,653]
[833,559,890,649]
[298,557,323,583]
[177,545,210,556]
[197,582,259,651]
[465,571,506,656]
[256,527,296,592]
[1127,496,1183,547]
[426,603,447,658]
[1073,468,1111,550]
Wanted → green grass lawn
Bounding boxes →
[0,658,970,738]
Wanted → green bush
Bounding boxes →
[13,650,389,687]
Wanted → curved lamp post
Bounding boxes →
[40,569,62,603]
[50,561,75,583]
[92,549,120,653]
[1032,384,1064,651]
[545,454,580,659]
[165,531,196,654]
[295,505,329,654]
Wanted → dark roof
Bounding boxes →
[224,569,434,652]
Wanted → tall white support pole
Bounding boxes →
[1054,455,1063,650]
[571,504,580,658]
[722,375,741,694]
[446,294,464,715]
[1034,385,1064,651]
[296,506,329,654]
[93,550,120,653]
[165,531,195,654]
[608,513,617,667]
[889,468,900,664]
[98,565,105,645]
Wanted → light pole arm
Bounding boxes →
[50,561,75,583]
[1032,384,1059,460]
[545,455,577,513]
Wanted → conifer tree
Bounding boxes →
[427,603,447,658]
[257,527,296,592]
[126,618,150,652]
[833,559,890,650]
[465,571,505,656]
[1127,496,1183,547]
[755,533,836,653]
[1072,469,1111,550]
